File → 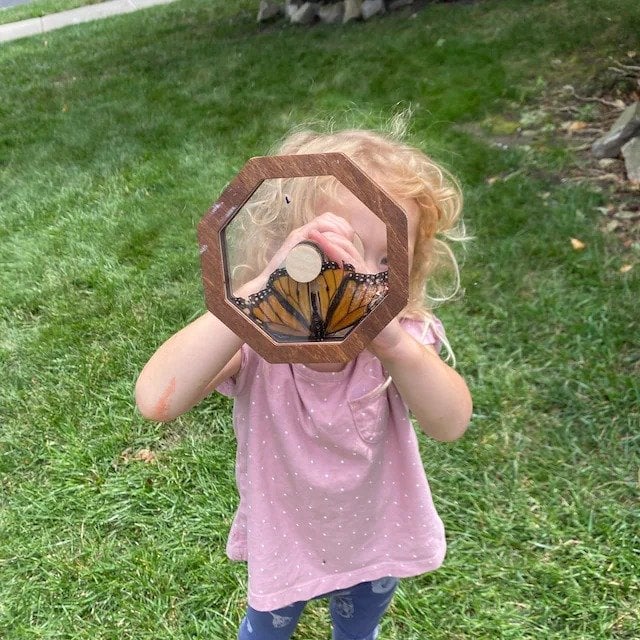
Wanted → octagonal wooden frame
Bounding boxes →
[197,152,409,363]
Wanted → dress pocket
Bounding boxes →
[348,384,390,444]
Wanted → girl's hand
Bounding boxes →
[307,214,404,355]
[234,213,364,298]
[307,224,368,273]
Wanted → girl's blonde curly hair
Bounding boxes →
[228,127,467,329]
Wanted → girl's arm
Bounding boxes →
[370,319,472,442]
[308,216,471,440]
[136,214,355,422]
[135,311,243,422]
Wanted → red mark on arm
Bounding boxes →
[155,377,177,421]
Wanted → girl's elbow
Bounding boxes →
[136,401,167,423]
[439,417,470,442]
[448,395,473,440]
[424,397,472,442]
[135,395,163,422]
[134,381,173,423]
[446,387,473,438]
[434,378,473,442]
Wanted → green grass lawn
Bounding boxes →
[1,0,639,638]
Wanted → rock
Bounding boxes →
[257,0,283,22]
[362,0,385,20]
[591,102,640,159]
[343,0,362,22]
[319,2,344,23]
[285,0,300,19]
[621,136,640,183]
[289,1,319,24]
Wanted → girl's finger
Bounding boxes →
[309,230,365,271]
[306,213,354,240]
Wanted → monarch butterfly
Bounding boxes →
[231,261,388,342]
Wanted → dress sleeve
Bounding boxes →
[400,316,446,353]
[215,344,251,398]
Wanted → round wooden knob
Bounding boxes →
[284,235,366,283]
[285,242,324,283]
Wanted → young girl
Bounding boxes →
[135,128,473,639]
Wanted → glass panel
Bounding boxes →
[222,176,388,343]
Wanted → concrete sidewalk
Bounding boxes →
[0,0,177,42]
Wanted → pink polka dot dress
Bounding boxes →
[217,319,447,612]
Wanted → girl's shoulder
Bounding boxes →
[400,313,446,352]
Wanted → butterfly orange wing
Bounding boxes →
[322,269,388,336]
[233,263,387,342]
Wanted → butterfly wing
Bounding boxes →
[323,269,388,337]
[306,261,345,339]
[233,268,313,341]
[309,263,388,340]
[232,263,388,343]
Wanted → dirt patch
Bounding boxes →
[548,60,640,254]
[462,54,640,262]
